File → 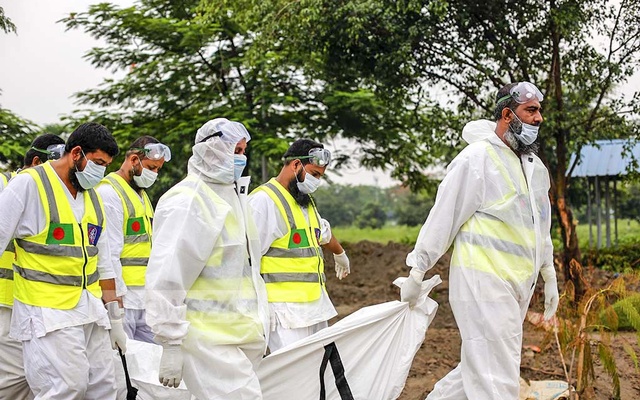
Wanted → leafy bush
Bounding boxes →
[584,242,640,272]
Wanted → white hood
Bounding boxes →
[461,119,497,144]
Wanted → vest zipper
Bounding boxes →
[78,223,88,289]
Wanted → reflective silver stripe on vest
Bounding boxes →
[14,264,83,287]
[263,182,297,229]
[0,268,13,280]
[33,166,60,223]
[457,231,534,259]
[261,272,325,283]
[120,257,148,266]
[264,246,322,258]
[185,297,258,313]
[123,234,150,244]
[86,269,100,286]
[5,241,16,253]
[16,239,98,258]
[87,189,104,227]
[105,175,136,217]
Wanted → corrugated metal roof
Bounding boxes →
[569,139,640,178]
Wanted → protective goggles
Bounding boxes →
[286,147,332,167]
[31,144,65,160]
[132,143,172,161]
[497,81,544,105]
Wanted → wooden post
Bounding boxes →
[605,176,611,248]
[588,177,593,248]
[596,176,601,249]
[614,178,618,246]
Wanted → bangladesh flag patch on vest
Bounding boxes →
[46,223,74,245]
[126,217,147,235]
[288,228,309,248]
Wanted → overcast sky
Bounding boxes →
[1,1,638,187]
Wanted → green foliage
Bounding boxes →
[555,274,640,398]
[0,108,38,171]
[354,202,387,229]
[585,242,640,272]
[0,6,16,34]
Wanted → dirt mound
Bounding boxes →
[324,241,640,399]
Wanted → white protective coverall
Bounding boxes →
[408,120,555,400]
[0,177,34,400]
[0,170,117,400]
[96,183,154,343]
[145,119,269,400]
[247,191,336,351]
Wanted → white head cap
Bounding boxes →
[194,118,251,145]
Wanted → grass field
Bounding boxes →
[334,219,640,250]
[333,224,422,245]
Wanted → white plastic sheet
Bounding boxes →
[258,275,441,400]
[114,275,441,400]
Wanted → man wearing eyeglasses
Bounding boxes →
[400,82,559,399]
[248,138,351,352]
[0,133,64,400]
[96,136,170,344]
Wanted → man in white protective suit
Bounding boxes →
[401,82,560,399]
[145,118,270,399]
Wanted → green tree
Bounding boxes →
[61,0,352,201]
[246,0,640,299]
[0,9,38,171]
[355,201,387,229]
[0,108,38,170]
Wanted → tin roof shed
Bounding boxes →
[569,139,640,178]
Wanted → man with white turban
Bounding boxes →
[145,118,269,399]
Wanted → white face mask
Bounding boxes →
[510,111,539,145]
[296,166,322,194]
[75,151,106,190]
[233,154,247,182]
[133,161,158,188]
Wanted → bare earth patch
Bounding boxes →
[324,241,640,399]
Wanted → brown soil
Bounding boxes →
[324,241,640,400]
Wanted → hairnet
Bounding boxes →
[195,118,251,145]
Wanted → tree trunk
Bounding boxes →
[549,0,588,301]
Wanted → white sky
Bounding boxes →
[1,0,638,187]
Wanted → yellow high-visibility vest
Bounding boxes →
[253,178,325,303]
[452,142,537,283]
[13,163,104,309]
[101,173,153,287]
[169,176,263,345]
[0,171,17,306]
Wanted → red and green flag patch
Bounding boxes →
[288,228,309,248]
[46,223,74,245]
[126,217,146,236]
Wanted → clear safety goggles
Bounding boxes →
[287,147,332,167]
[132,143,172,162]
[497,81,544,105]
[32,144,65,160]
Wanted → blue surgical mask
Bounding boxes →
[510,111,539,145]
[233,154,247,182]
[75,151,106,190]
[296,166,322,194]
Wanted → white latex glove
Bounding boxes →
[159,344,184,388]
[540,266,559,321]
[106,301,127,353]
[400,268,426,307]
[334,251,350,280]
